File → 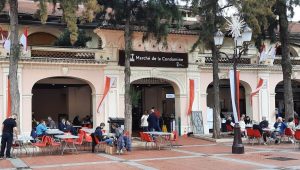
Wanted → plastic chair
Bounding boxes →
[294,130,300,149]
[47,136,61,154]
[226,124,233,132]
[284,128,294,142]
[73,134,84,150]
[84,134,93,150]
[94,136,107,152]
[246,128,254,144]
[143,133,157,149]
[252,129,262,145]
[139,132,145,142]
[32,136,48,155]
[168,131,179,148]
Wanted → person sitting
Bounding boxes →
[272,117,287,144]
[287,117,296,132]
[73,116,81,126]
[58,118,67,132]
[66,120,77,135]
[112,123,131,154]
[239,114,246,137]
[259,116,269,129]
[244,116,252,125]
[36,120,47,137]
[47,116,56,129]
[225,116,234,132]
[91,123,113,153]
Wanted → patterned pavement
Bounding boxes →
[1,137,300,170]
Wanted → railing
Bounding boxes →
[273,55,300,65]
[205,57,251,64]
[30,46,96,60]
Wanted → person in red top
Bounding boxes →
[1,114,18,159]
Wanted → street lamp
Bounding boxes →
[214,17,252,154]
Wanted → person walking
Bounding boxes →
[0,114,18,159]
[140,110,149,132]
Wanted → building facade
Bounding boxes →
[1,2,300,136]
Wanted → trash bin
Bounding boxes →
[107,117,125,133]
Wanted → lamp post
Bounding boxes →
[214,16,252,154]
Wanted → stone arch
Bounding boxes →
[131,75,184,95]
[28,32,58,46]
[206,79,252,117]
[30,76,96,95]
[31,76,96,126]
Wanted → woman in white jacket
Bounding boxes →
[141,110,149,131]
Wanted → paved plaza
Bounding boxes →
[1,137,300,170]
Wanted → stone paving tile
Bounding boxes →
[139,157,259,170]
[0,159,14,169]
[113,149,190,160]
[177,144,256,155]
[224,151,300,167]
[21,153,110,166]
[31,163,139,170]
[177,137,213,145]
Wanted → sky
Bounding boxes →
[178,0,300,22]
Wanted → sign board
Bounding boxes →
[166,94,175,98]
[191,111,204,134]
[118,50,188,68]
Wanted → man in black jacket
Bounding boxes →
[1,114,18,159]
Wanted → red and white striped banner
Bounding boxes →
[250,78,264,105]
[229,70,240,123]
[97,76,111,113]
[187,79,195,115]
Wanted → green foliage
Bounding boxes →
[0,0,6,12]
[54,29,92,47]
[34,0,102,44]
[130,87,141,107]
[100,0,182,45]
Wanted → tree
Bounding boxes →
[35,0,102,44]
[54,29,92,47]
[273,0,299,121]
[100,0,181,136]
[0,0,101,130]
[185,0,226,139]
[238,0,300,121]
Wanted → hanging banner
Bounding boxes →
[236,71,240,120]
[6,76,11,118]
[250,78,264,105]
[187,79,195,115]
[97,76,111,113]
[229,70,238,123]
[20,27,28,51]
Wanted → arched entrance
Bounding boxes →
[32,76,93,127]
[206,79,251,131]
[131,78,178,135]
[275,80,300,118]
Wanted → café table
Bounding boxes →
[55,134,79,155]
[46,129,64,135]
[13,135,34,156]
[144,132,172,150]
[80,128,94,134]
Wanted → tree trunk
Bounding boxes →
[124,15,132,136]
[212,45,221,139]
[277,0,294,121]
[9,0,20,123]
[212,0,220,139]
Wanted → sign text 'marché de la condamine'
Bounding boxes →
[118,50,188,68]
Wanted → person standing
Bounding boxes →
[47,117,56,129]
[0,114,18,159]
[140,110,149,132]
[147,107,161,132]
